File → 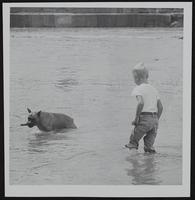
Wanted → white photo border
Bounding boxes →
[3,2,192,197]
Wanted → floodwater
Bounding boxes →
[9,28,183,185]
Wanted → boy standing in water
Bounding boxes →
[125,62,163,153]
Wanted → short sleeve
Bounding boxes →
[131,86,142,96]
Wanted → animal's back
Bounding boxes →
[37,112,76,131]
[51,112,77,129]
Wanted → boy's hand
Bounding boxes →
[132,117,139,126]
[132,95,144,126]
[157,99,163,119]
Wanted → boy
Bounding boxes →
[125,62,163,153]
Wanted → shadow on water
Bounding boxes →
[125,152,162,185]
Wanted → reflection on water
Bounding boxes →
[126,153,161,185]
[28,130,75,154]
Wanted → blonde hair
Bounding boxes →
[132,62,149,80]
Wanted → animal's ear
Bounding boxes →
[37,110,41,117]
[27,108,32,113]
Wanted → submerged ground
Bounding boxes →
[10,28,183,185]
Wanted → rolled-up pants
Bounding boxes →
[129,113,159,150]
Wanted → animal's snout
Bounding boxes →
[27,123,34,128]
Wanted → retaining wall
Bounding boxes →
[10,7,183,28]
[10,13,183,28]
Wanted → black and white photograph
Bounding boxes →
[3,2,192,197]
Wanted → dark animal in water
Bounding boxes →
[21,108,77,131]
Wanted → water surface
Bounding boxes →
[10,28,183,185]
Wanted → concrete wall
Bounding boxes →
[10,8,183,28]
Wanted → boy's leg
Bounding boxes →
[143,126,157,153]
[126,125,147,149]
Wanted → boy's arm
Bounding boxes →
[157,99,163,119]
[132,95,144,126]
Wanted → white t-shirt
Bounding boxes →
[131,83,160,112]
